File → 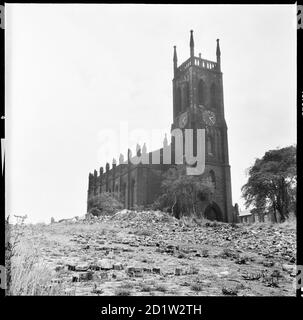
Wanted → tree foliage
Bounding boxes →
[241,145,296,222]
[88,192,123,216]
[154,165,214,218]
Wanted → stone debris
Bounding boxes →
[152,267,161,274]
[20,209,296,296]
[282,264,296,276]
[222,287,238,296]
[127,267,143,277]
[175,268,183,276]
[75,263,90,272]
[113,263,124,270]
[74,271,94,282]
[98,259,114,270]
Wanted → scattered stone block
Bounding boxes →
[113,263,123,270]
[51,278,63,284]
[282,264,296,275]
[75,263,89,271]
[67,263,76,271]
[99,259,113,270]
[263,260,274,267]
[152,267,161,274]
[201,249,209,257]
[72,274,80,282]
[79,271,94,281]
[222,287,238,296]
[90,263,101,271]
[175,268,183,276]
[126,267,143,277]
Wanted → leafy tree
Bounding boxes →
[154,165,214,218]
[241,145,296,222]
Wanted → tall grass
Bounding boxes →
[6,217,68,296]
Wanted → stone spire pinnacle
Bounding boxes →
[190,30,194,57]
[216,39,221,71]
[173,45,178,75]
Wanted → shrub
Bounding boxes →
[139,283,153,292]
[88,192,123,216]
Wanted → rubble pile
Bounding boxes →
[20,210,296,296]
[110,209,176,224]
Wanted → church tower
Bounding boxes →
[171,30,234,222]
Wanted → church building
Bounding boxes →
[87,31,235,222]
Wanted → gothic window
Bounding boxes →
[210,83,217,110]
[184,82,190,110]
[217,129,223,161]
[198,79,206,105]
[209,170,216,189]
[176,87,182,115]
[207,135,215,156]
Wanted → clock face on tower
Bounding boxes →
[202,110,216,126]
[179,112,188,128]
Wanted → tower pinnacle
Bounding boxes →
[190,30,194,57]
[216,39,221,71]
[173,45,178,75]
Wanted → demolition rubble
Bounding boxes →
[17,210,296,296]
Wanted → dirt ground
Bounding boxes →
[13,210,296,296]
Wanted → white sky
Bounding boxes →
[5,4,296,223]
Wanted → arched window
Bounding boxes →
[210,83,217,110]
[176,87,182,115]
[207,135,214,156]
[198,79,206,105]
[209,170,216,189]
[217,129,223,161]
[184,82,190,110]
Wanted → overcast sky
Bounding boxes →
[5,4,296,223]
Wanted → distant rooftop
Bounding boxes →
[238,210,252,217]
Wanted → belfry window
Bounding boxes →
[184,82,190,110]
[210,83,217,110]
[176,87,182,114]
[207,136,215,156]
[209,170,216,189]
[198,79,205,105]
